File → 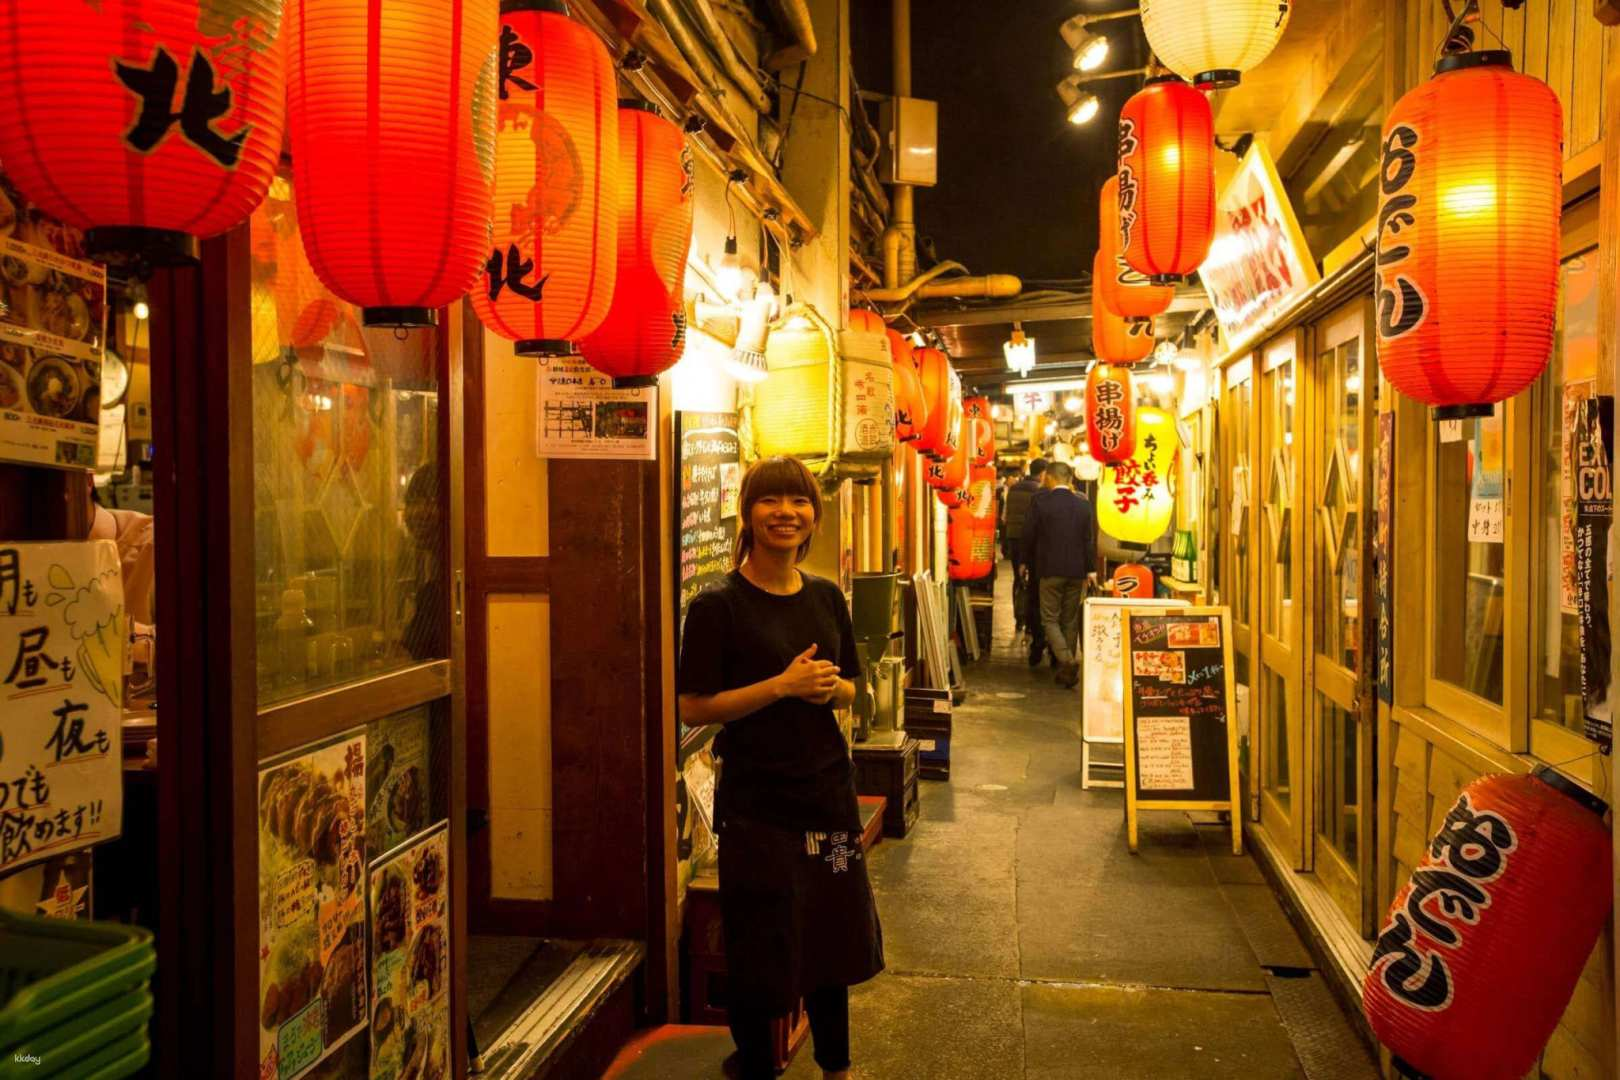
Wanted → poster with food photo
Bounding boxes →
[0,170,106,470]
[365,707,432,857]
[369,823,450,1080]
[258,732,368,1080]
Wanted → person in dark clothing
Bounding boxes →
[1024,464,1060,666]
[1001,458,1046,635]
[1023,461,1098,688]
[677,456,884,1080]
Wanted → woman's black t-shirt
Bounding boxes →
[678,569,863,833]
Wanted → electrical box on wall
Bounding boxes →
[878,96,937,186]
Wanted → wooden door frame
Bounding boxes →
[1220,355,1261,820]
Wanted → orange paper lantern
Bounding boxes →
[1113,563,1154,598]
[878,325,929,443]
[1118,77,1216,284]
[0,0,286,258]
[963,396,995,466]
[1376,52,1562,417]
[579,103,695,386]
[927,412,974,505]
[469,0,618,350]
[914,346,960,460]
[1086,362,1135,463]
[1098,176,1173,319]
[289,0,497,328]
[1091,252,1155,363]
[948,465,998,580]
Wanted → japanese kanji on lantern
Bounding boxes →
[0,0,287,262]
[1112,563,1153,597]
[914,346,961,460]
[1118,78,1216,284]
[579,102,695,386]
[471,0,619,351]
[1092,252,1155,363]
[1363,769,1611,1080]
[1097,176,1173,320]
[1085,362,1135,463]
[964,396,995,466]
[887,328,929,443]
[1099,405,1175,545]
[1376,50,1562,419]
[927,412,974,508]
[948,464,997,580]
[289,0,499,328]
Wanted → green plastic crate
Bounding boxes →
[0,909,154,1077]
[0,990,152,1080]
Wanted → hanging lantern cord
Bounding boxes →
[1437,0,1480,59]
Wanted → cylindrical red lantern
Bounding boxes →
[1364,769,1611,1080]
[1098,176,1174,320]
[1112,563,1154,598]
[467,0,618,348]
[914,347,960,460]
[1118,77,1216,284]
[963,396,995,467]
[1086,362,1136,462]
[927,412,974,498]
[891,343,927,443]
[1376,52,1562,418]
[0,1,286,259]
[579,102,694,386]
[1092,253,1155,363]
[289,0,497,328]
[948,465,997,581]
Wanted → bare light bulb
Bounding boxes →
[715,235,744,301]
[132,300,150,321]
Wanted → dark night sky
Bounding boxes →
[851,1,1148,286]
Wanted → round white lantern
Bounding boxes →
[1139,0,1292,88]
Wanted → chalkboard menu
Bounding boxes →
[1120,606,1241,855]
[676,411,741,626]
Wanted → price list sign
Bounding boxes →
[674,411,739,764]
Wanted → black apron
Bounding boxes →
[717,813,885,1016]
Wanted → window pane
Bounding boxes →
[1537,246,1599,732]
[1315,698,1358,865]
[1316,338,1363,670]
[1230,380,1253,627]
[250,176,445,706]
[1264,360,1295,640]
[1432,407,1505,704]
[1263,668,1291,816]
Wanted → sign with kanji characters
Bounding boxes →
[1575,395,1613,749]
[534,357,655,460]
[0,541,124,875]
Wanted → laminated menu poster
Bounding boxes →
[365,707,432,857]
[0,540,125,875]
[0,170,107,470]
[258,732,368,1080]
[369,823,450,1080]
[534,357,655,460]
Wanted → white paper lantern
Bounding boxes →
[1139,0,1291,88]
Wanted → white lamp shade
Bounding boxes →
[1139,0,1291,86]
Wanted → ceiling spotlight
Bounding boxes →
[1069,92,1100,125]
[1072,29,1109,71]
[1061,12,1134,72]
[1004,322,1036,376]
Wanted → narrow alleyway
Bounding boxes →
[778,567,1381,1080]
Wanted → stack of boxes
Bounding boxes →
[904,687,953,780]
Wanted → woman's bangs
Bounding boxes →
[745,457,820,507]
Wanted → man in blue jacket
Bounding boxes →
[1022,461,1097,688]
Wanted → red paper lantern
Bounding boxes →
[1098,176,1173,320]
[469,0,618,351]
[1086,362,1136,462]
[1118,77,1215,284]
[1376,52,1562,418]
[0,0,286,258]
[289,0,497,328]
[1112,563,1154,597]
[927,412,974,503]
[914,347,960,460]
[1364,769,1611,1080]
[872,323,928,444]
[579,103,695,386]
[963,396,995,466]
[948,465,997,581]
[1091,252,1155,364]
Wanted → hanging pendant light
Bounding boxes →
[1098,405,1176,545]
[1098,176,1174,319]
[0,1,287,264]
[469,0,618,350]
[1118,77,1216,284]
[1376,51,1561,419]
[1003,323,1037,375]
[1085,363,1136,463]
[1139,0,1292,89]
[289,0,498,328]
[579,102,694,386]
[1091,252,1155,363]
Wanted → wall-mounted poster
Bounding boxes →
[0,540,125,875]
[0,170,107,470]
[365,707,432,857]
[258,732,368,1080]
[535,358,655,460]
[369,822,450,1080]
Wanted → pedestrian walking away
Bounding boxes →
[1022,460,1098,689]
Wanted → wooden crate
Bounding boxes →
[852,737,920,838]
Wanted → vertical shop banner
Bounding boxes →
[1575,396,1613,749]
[0,540,124,874]
[1375,412,1395,705]
[258,733,368,1080]
[368,823,449,1080]
[534,358,655,460]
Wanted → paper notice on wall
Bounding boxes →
[1136,716,1195,791]
[534,359,655,460]
[1467,498,1503,544]
[368,823,449,1080]
[0,540,124,875]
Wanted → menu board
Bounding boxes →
[368,823,450,1080]
[1121,607,1240,854]
[1081,597,1188,743]
[676,411,741,628]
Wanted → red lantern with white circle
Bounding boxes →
[1376,52,1562,418]
[1092,252,1155,363]
[289,0,498,328]
[468,0,619,349]
[1112,563,1153,597]
[1118,77,1216,284]
[1363,769,1611,1080]
[1086,362,1136,464]
[1098,176,1173,320]
[964,396,995,466]
[579,102,695,386]
[948,465,997,580]
[0,0,287,261]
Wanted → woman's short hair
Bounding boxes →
[733,456,822,567]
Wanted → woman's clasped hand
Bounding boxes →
[776,643,842,705]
